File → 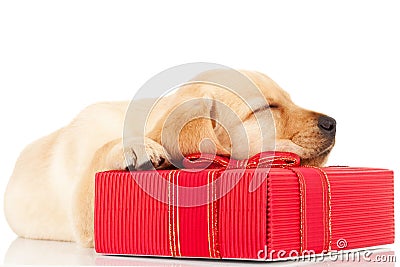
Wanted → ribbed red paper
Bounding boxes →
[94,167,394,260]
[267,167,394,259]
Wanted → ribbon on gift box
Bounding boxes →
[167,151,332,258]
[182,151,301,169]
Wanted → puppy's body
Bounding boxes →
[4,71,336,247]
[5,102,128,242]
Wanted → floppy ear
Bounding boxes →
[147,96,229,162]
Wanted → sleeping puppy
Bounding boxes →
[4,70,336,247]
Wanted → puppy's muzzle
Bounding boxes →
[318,115,336,138]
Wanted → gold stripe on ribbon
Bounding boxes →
[207,172,213,258]
[168,170,180,257]
[175,171,182,257]
[168,170,174,256]
[207,170,221,258]
[297,169,307,253]
[306,166,332,251]
[285,167,307,254]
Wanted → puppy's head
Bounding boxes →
[147,69,335,166]
[241,71,336,166]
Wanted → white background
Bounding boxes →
[0,1,399,266]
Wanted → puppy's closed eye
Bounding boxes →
[253,104,280,112]
[243,103,279,121]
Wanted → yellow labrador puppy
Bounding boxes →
[4,70,336,247]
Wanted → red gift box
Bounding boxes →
[94,152,394,260]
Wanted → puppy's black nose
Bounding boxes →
[318,115,336,136]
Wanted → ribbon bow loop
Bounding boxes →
[182,151,300,169]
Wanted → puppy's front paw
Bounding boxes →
[106,138,170,170]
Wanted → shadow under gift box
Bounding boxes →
[94,153,394,260]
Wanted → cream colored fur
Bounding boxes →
[4,70,335,247]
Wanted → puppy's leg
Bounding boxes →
[72,138,170,247]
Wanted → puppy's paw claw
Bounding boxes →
[107,138,170,171]
[134,141,170,170]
